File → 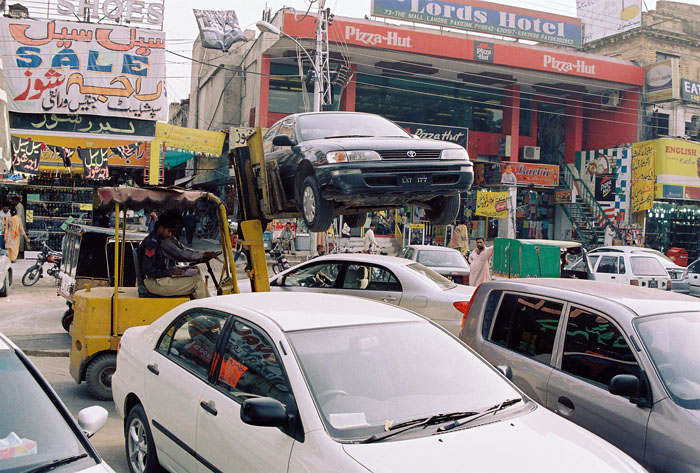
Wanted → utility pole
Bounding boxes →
[313,0,331,112]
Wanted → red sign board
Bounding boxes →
[505,162,559,187]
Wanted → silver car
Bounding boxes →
[0,249,11,297]
[688,258,700,297]
[240,254,475,336]
[459,278,700,473]
[396,245,470,285]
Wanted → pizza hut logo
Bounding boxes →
[407,150,417,157]
[475,42,494,63]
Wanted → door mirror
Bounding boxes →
[272,135,297,147]
[77,406,108,438]
[241,397,288,428]
[608,374,639,398]
[497,364,513,380]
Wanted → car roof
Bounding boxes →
[486,279,699,317]
[591,246,662,254]
[0,332,13,351]
[406,245,461,252]
[194,293,420,332]
[588,251,658,259]
[308,253,414,266]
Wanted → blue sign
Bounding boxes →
[371,0,582,47]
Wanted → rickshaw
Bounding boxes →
[492,238,595,280]
[69,186,269,400]
[58,224,147,332]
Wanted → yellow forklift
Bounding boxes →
[69,129,272,400]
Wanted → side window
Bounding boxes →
[488,293,564,364]
[618,257,626,274]
[396,248,408,259]
[481,290,504,340]
[342,264,401,291]
[262,122,281,154]
[215,319,290,404]
[157,311,228,379]
[283,262,341,288]
[688,260,700,273]
[561,307,640,388]
[588,255,599,270]
[406,248,416,260]
[597,256,618,274]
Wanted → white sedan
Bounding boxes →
[113,293,645,473]
[242,254,475,335]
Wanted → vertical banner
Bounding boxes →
[78,148,110,180]
[595,174,617,201]
[11,136,41,175]
[631,141,655,212]
[475,190,509,217]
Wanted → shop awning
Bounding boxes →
[164,150,196,168]
[97,186,209,211]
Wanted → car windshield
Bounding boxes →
[635,312,700,409]
[297,113,410,141]
[630,256,668,276]
[287,321,522,441]
[0,349,94,473]
[406,263,457,289]
[416,250,468,269]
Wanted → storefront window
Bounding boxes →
[268,64,308,114]
[355,74,502,133]
[645,202,700,261]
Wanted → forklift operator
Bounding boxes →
[139,214,210,299]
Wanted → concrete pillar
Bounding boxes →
[502,84,521,161]
[339,64,357,112]
[565,95,583,164]
[259,54,271,127]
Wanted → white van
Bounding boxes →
[589,251,671,290]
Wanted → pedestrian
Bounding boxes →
[448,219,470,255]
[183,208,197,245]
[468,237,494,286]
[10,196,25,254]
[4,207,29,262]
[604,224,615,246]
[0,203,10,250]
[363,223,379,253]
[277,222,295,253]
[341,220,352,249]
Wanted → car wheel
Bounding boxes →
[301,175,334,232]
[61,308,73,332]
[125,404,163,473]
[86,352,117,401]
[22,266,41,287]
[0,273,7,297]
[343,212,367,228]
[425,194,460,225]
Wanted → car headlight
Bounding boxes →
[440,148,468,160]
[326,150,382,163]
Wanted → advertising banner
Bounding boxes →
[0,18,167,121]
[645,59,679,104]
[651,138,700,201]
[371,0,582,47]
[11,136,41,175]
[155,122,226,155]
[681,79,700,105]
[631,140,655,212]
[595,174,616,201]
[193,9,247,51]
[473,161,558,187]
[396,121,468,148]
[78,148,110,180]
[476,190,509,217]
[555,189,572,203]
[10,113,156,136]
[577,0,641,43]
[52,0,164,28]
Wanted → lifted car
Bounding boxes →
[260,112,474,231]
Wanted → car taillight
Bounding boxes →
[459,284,483,328]
[667,280,672,290]
[453,301,468,315]
[630,280,639,286]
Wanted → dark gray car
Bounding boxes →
[459,279,700,473]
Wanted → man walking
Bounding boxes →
[364,223,379,253]
[468,237,494,286]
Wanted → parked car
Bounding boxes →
[688,258,700,297]
[588,251,671,290]
[239,254,475,335]
[590,246,689,293]
[396,244,470,284]
[0,332,112,472]
[0,249,11,297]
[459,278,700,473]
[113,293,645,473]
[261,112,474,231]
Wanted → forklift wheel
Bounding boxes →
[86,352,117,401]
[61,309,73,332]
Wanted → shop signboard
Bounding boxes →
[230,127,256,150]
[473,161,558,187]
[652,138,700,200]
[595,174,616,201]
[631,140,655,212]
[155,122,226,155]
[576,0,641,43]
[371,0,582,47]
[11,136,41,175]
[51,0,164,28]
[645,59,679,104]
[0,18,167,121]
[10,113,156,136]
[396,122,468,148]
[78,148,110,180]
[476,190,509,217]
[681,79,700,105]
[555,189,572,203]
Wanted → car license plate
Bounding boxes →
[398,174,431,186]
[648,280,658,288]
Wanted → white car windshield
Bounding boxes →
[287,321,522,441]
[297,113,411,141]
[407,263,457,289]
[417,250,468,269]
[635,312,700,409]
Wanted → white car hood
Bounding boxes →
[342,407,643,473]
[80,461,115,473]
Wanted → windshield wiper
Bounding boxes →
[324,134,373,139]
[438,398,522,432]
[359,411,478,444]
[23,454,89,473]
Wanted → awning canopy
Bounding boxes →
[164,150,196,168]
[97,186,209,211]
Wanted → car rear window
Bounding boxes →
[407,263,456,290]
[416,250,467,268]
[630,256,668,276]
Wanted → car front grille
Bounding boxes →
[378,150,442,160]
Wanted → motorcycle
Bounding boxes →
[22,242,62,287]
[269,246,291,274]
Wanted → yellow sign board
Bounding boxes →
[155,122,226,155]
[476,190,509,218]
[654,138,700,182]
[26,209,33,223]
[409,223,425,229]
[79,203,93,211]
[631,141,655,212]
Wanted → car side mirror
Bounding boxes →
[241,397,289,428]
[497,364,513,380]
[272,135,297,147]
[78,406,108,438]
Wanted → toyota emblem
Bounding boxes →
[407,150,417,158]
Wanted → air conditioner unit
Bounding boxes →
[522,145,540,161]
[601,90,622,108]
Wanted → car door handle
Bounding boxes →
[556,396,575,416]
[611,276,616,279]
[200,401,218,416]
[147,363,159,375]
[382,296,397,302]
